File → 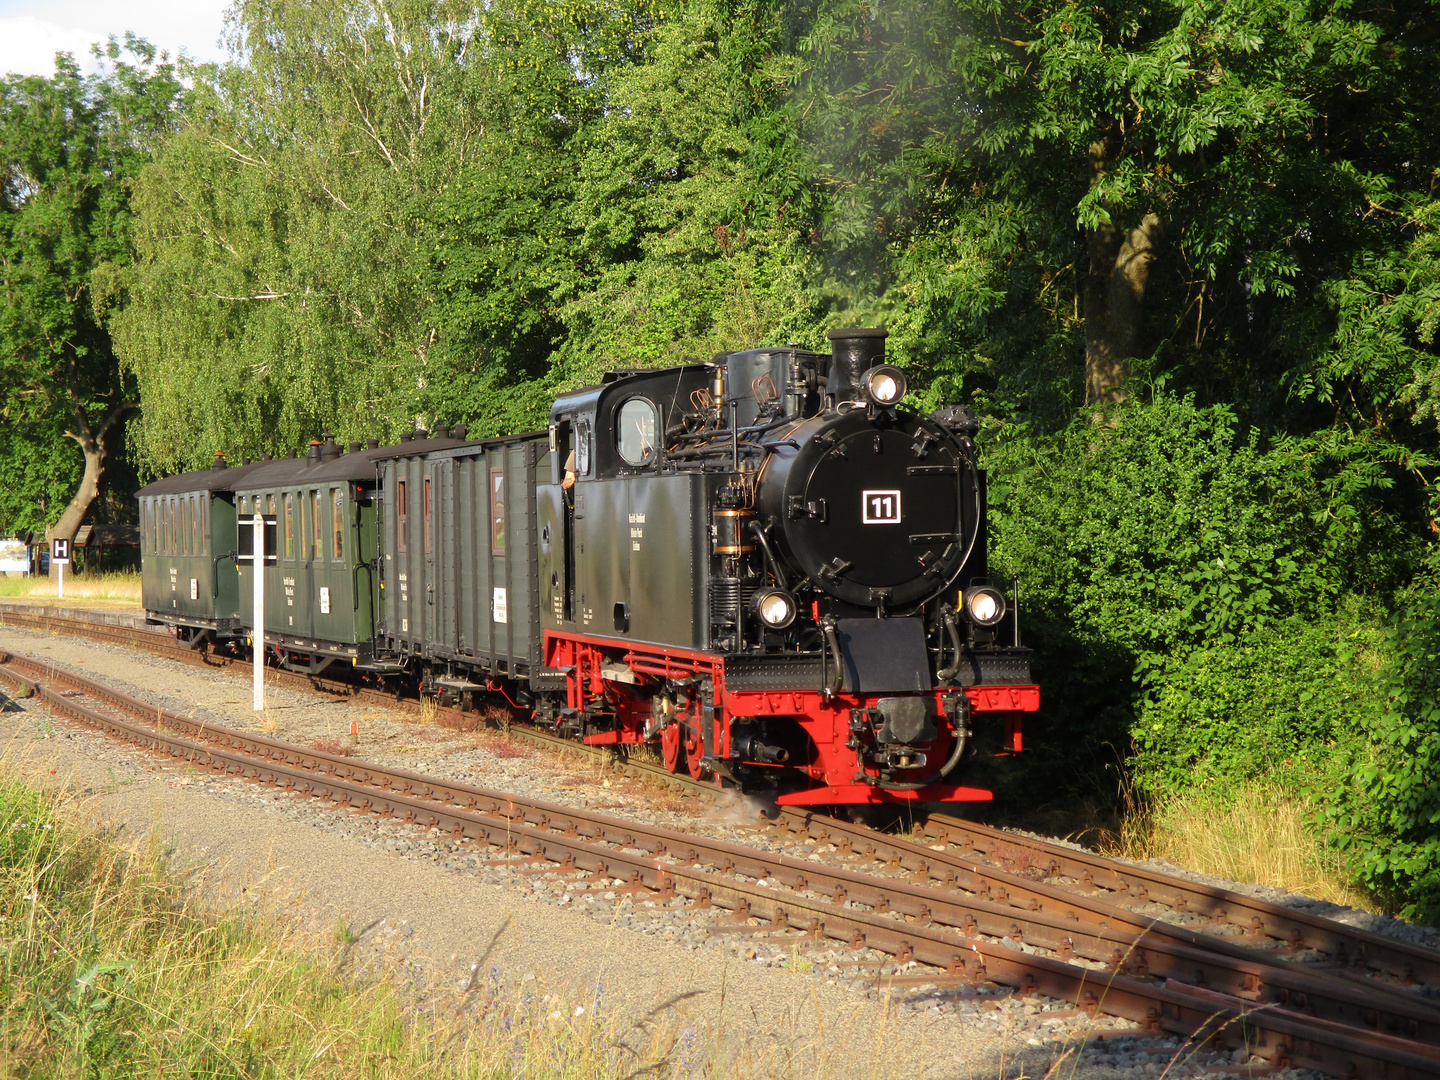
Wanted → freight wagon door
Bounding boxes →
[436,457,460,656]
[421,460,440,648]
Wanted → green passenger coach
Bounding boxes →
[233,433,464,673]
[137,453,268,642]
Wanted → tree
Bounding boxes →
[0,38,182,558]
[116,0,493,473]
[799,0,1440,423]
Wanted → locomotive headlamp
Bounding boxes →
[962,586,1007,627]
[861,365,908,406]
[752,588,798,629]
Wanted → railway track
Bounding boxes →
[2,640,1438,1078]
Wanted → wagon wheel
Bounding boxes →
[660,723,682,773]
[684,729,706,780]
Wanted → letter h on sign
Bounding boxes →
[51,538,70,565]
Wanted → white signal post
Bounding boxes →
[51,538,70,600]
[253,512,265,711]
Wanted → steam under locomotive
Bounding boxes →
[138,328,1038,805]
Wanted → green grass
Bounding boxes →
[0,571,141,604]
[0,772,682,1079]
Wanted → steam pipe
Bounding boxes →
[821,619,844,698]
[935,605,964,682]
[749,521,790,592]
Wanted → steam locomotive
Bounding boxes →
[138,328,1037,805]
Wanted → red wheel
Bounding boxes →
[684,730,706,780]
[660,723,682,773]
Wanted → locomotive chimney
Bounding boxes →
[825,327,888,404]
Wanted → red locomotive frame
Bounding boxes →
[546,629,1039,805]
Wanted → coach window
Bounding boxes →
[183,498,192,556]
[490,468,506,555]
[310,490,321,561]
[284,493,295,559]
[397,480,408,552]
[423,477,432,553]
[332,489,344,561]
[200,497,209,556]
[617,399,659,467]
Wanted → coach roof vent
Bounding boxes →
[433,424,450,439]
[366,438,380,450]
[306,439,322,462]
[348,441,362,454]
[211,451,227,470]
[320,434,341,461]
[451,424,467,440]
[399,431,414,443]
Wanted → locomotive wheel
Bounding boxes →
[684,730,706,780]
[660,723,682,773]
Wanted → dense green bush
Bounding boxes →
[1318,594,1440,921]
[983,394,1408,812]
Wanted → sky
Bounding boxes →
[0,0,230,78]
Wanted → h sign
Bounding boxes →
[51,538,70,565]
[861,490,902,524]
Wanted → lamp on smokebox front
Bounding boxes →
[861,365,908,406]
[962,585,1007,627]
[752,588,798,629]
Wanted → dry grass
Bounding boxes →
[0,570,142,604]
[311,737,356,757]
[1107,782,1372,910]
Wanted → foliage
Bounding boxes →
[796,0,1440,438]
[0,414,82,536]
[984,393,1412,804]
[115,0,492,473]
[1316,594,1440,920]
[424,0,824,436]
[0,37,183,530]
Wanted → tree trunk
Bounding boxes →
[1083,137,1162,404]
[46,399,134,581]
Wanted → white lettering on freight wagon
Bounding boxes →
[493,587,508,624]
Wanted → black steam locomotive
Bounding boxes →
[138,328,1037,806]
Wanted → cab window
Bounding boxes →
[616,398,659,467]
